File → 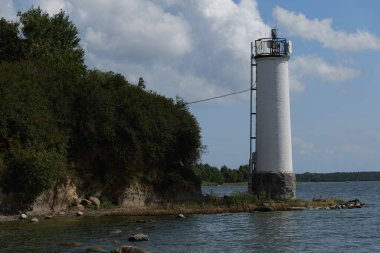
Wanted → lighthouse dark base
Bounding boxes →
[250,172,296,200]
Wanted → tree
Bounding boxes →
[0,18,22,62]
[138,77,146,89]
[0,8,85,208]
[0,8,203,211]
[19,8,84,67]
[0,60,68,209]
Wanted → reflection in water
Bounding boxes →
[249,212,299,253]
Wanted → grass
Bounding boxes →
[101,201,119,209]
[310,198,345,207]
[152,192,345,212]
[75,193,347,217]
[0,194,348,222]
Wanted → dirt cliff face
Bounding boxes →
[0,171,202,214]
[30,178,79,214]
[28,178,158,213]
[118,182,157,207]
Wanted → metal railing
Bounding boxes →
[255,38,291,57]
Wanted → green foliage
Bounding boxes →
[69,70,201,196]
[0,156,5,178]
[101,201,119,209]
[310,198,344,207]
[257,191,269,206]
[198,164,380,185]
[0,8,202,211]
[137,77,146,90]
[195,163,249,184]
[0,59,69,206]
[194,163,225,184]
[228,192,258,207]
[3,147,65,197]
[0,18,22,62]
[18,8,84,67]
[278,198,306,207]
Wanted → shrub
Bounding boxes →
[2,147,65,204]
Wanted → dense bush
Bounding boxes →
[0,8,202,207]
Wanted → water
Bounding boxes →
[1,182,380,252]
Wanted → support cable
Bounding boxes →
[185,88,250,105]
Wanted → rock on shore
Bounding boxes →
[30,218,39,223]
[19,213,28,220]
[111,245,149,253]
[330,199,365,209]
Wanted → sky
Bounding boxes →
[1,0,380,173]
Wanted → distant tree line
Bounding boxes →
[296,172,380,182]
[193,164,249,184]
[194,164,380,185]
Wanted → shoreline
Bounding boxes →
[0,206,311,223]
[0,198,365,223]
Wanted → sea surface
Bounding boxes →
[1,181,380,253]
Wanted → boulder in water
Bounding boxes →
[128,233,149,242]
[345,199,365,208]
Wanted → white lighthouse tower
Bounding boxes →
[249,29,295,199]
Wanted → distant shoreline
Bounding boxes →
[202,172,380,185]
[202,180,380,186]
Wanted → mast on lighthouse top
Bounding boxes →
[254,28,292,58]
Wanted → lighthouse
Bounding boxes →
[249,29,295,199]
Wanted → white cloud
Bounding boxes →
[293,137,314,155]
[75,0,192,63]
[63,0,266,101]
[0,0,17,20]
[290,55,360,92]
[289,74,305,93]
[8,0,264,102]
[293,137,375,158]
[292,55,360,82]
[35,0,71,14]
[12,1,363,100]
[197,0,264,59]
[324,144,375,156]
[274,6,380,52]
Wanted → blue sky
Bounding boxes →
[2,0,380,172]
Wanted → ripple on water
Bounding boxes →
[1,182,380,252]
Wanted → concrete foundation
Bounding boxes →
[250,172,295,200]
